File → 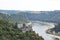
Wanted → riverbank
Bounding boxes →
[32,21,60,40]
[46,23,60,40]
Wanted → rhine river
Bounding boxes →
[32,22,55,40]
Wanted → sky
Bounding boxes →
[0,0,60,11]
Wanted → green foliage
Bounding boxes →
[0,19,44,40]
[14,22,18,29]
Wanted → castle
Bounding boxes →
[17,22,32,32]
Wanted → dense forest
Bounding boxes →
[0,18,44,40]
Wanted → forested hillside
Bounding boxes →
[0,12,29,24]
[26,11,60,23]
[0,18,44,40]
[0,10,60,23]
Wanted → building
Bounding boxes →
[17,22,32,32]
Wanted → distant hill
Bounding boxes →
[0,12,29,24]
[26,10,60,23]
[0,10,20,14]
[0,10,60,23]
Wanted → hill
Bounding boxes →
[0,10,60,23]
[0,12,29,24]
[26,10,60,23]
[0,18,44,40]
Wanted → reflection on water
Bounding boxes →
[32,23,54,40]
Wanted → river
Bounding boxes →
[32,23,54,40]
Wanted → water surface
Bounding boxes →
[32,23,54,40]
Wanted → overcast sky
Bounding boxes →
[0,0,60,11]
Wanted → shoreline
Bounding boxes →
[45,23,60,39]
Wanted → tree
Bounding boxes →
[14,22,18,29]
